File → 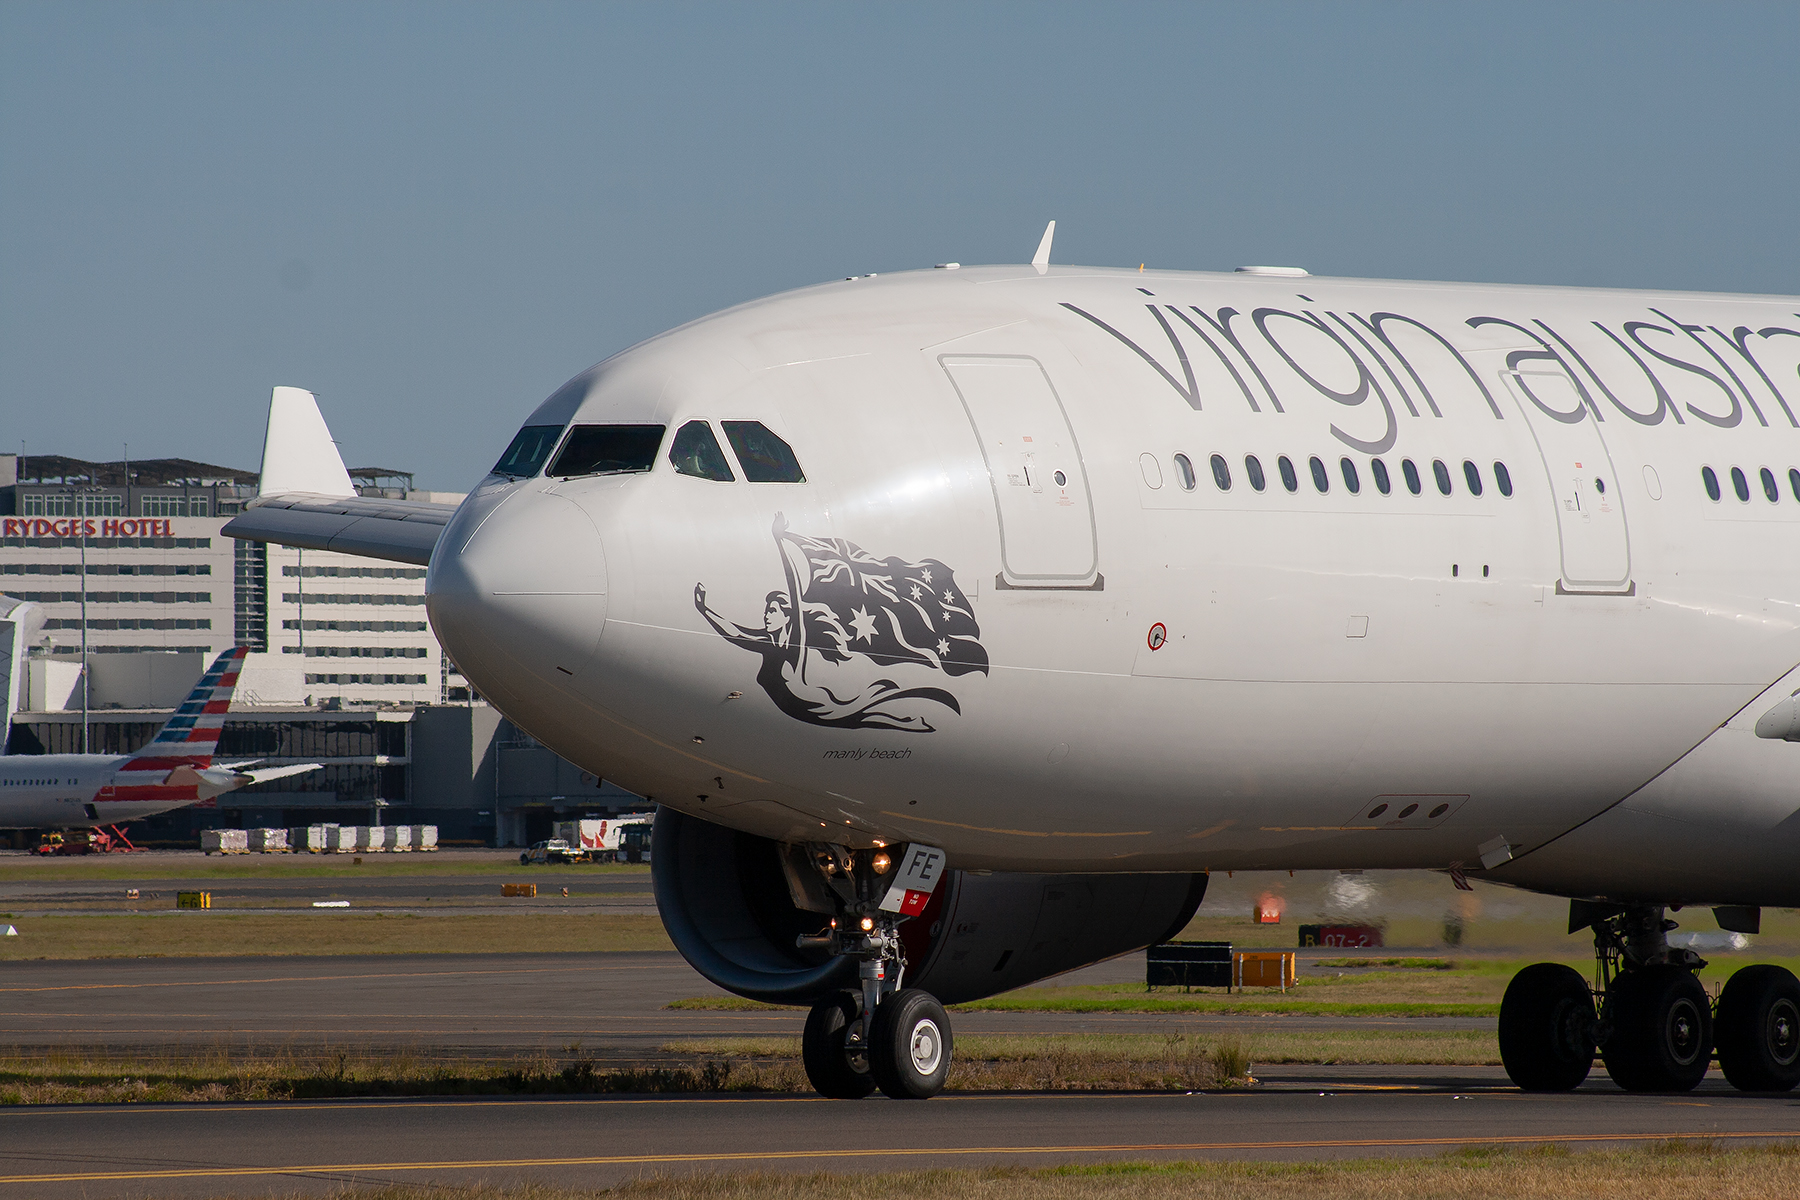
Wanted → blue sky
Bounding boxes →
[4,1,1797,488]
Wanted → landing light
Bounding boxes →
[871,852,892,874]
[860,916,875,932]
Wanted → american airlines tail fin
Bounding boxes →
[118,646,249,772]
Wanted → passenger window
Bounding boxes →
[1173,453,1197,491]
[1278,455,1299,493]
[1463,460,1483,497]
[722,421,805,483]
[1702,466,1721,502]
[1340,457,1360,495]
[547,424,666,478]
[1790,468,1800,502]
[1371,458,1391,495]
[1245,455,1266,492]
[1731,466,1750,502]
[1494,461,1513,497]
[1210,454,1232,491]
[1762,467,1779,503]
[1309,456,1329,494]
[1402,459,1422,495]
[668,420,735,481]
[1432,459,1453,495]
[491,424,566,478]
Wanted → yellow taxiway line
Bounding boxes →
[6,1129,1800,1184]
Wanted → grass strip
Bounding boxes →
[667,1028,1499,1070]
[0,913,672,960]
[0,1046,799,1104]
[665,993,1498,1017]
[0,1021,1496,1105]
[183,1144,1800,1200]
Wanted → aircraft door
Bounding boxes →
[941,355,1098,585]
[1502,368,1631,592]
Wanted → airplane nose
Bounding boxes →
[428,490,609,689]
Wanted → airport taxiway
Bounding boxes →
[0,951,1493,1058]
[4,1085,1798,1198]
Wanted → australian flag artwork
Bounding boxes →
[696,514,989,732]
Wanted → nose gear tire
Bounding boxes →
[801,990,877,1099]
[869,988,952,1100]
[1498,962,1596,1092]
[1601,964,1712,1093]
[1715,964,1800,1092]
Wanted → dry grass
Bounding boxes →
[195,1145,1800,1200]
[667,1028,1497,1077]
[0,912,672,959]
[0,1045,801,1104]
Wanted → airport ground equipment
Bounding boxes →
[35,825,140,855]
[1233,951,1297,992]
[551,815,655,862]
[1146,941,1233,990]
[519,838,582,865]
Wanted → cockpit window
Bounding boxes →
[722,421,805,483]
[668,420,735,481]
[491,424,566,478]
[547,424,666,478]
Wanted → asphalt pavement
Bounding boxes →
[4,1086,1799,1197]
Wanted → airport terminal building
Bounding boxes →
[1,452,640,847]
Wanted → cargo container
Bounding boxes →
[248,827,288,853]
[288,825,328,853]
[325,825,358,853]
[202,829,248,855]
[415,824,438,851]
[388,825,413,851]
[356,826,389,852]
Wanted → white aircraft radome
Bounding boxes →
[225,236,1800,1099]
[0,646,321,829]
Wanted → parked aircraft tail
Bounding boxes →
[118,646,249,773]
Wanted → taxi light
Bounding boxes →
[871,852,892,875]
[860,916,874,932]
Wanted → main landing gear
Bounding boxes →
[1500,902,1800,1093]
[794,845,953,1100]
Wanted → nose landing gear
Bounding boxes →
[1500,902,1800,1094]
[793,842,954,1099]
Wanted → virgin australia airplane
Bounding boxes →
[0,646,320,829]
[226,224,1800,1100]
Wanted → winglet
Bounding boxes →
[258,387,354,498]
[1031,220,1056,273]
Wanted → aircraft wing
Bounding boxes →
[229,763,324,786]
[221,386,460,566]
[224,492,454,566]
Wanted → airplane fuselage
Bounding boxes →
[0,754,190,827]
[426,265,1800,906]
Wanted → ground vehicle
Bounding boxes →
[552,815,655,863]
[518,838,582,865]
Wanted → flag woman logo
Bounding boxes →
[695,514,989,732]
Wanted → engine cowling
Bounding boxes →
[651,807,1207,1005]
